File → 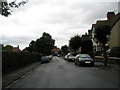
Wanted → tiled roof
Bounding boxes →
[51,48,62,52]
[109,12,120,29]
[12,47,21,52]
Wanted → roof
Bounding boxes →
[107,12,115,15]
[12,47,21,52]
[96,20,108,25]
[95,20,109,29]
[109,12,120,29]
[51,48,62,52]
[91,24,96,30]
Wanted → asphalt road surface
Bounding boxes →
[8,56,119,88]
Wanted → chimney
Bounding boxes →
[17,45,19,49]
[107,12,115,21]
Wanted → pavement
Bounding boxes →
[94,62,120,72]
[94,56,120,72]
[2,61,41,89]
[2,57,120,89]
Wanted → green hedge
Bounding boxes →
[2,51,42,74]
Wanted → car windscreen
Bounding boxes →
[79,54,90,58]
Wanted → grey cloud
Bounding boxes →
[80,2,118,24]
[2,36,32,46]
[1,0,119,49]
[38,2,118,30]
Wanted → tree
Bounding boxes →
[2,45,13,51]
[81,39,93,54]
[95,24,110,66]
[61,45,68,55]
[0,0,28,17]
[34,32,55,55]
[81,38,93,58]
[28,40,35,52]
[25,32,55,55]
[69,35,81,53]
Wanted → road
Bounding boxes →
[8,56,118,88]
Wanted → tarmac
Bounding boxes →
[2,57,120,89]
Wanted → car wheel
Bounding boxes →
[74,61,77,65]
[78,62,81,66]
[77,61,80,66]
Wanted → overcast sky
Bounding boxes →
[0,0,119,50]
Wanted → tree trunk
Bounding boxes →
[103,44,108,66]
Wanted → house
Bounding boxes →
[91,11,120,52]
[12,45,21,52]
[82,30,92,39]
[91,23,104,52]
[51,48,62,55]
[82,33,90,40]
[108,12,120,48]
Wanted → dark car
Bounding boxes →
[107,47,120,57]
[74,54,94,66]
[41,56,50,64]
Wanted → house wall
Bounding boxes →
[109,19,120,48]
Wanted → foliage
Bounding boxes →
[95,25,110,45]
[28,40,35,52]
[69,35,81,52]
[81,39,93,54]
[0,0,28,17]
[94,24,111,66]
[25,32,55,55]
[2,51,42,74]
[61,45,68,55]
[2,45,13,51]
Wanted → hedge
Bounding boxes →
[2,51,42,74]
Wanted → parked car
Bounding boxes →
[107,47,120,57]
[74,54,94,66]
[41,56,50,64]
[64,53,75,62]
[47,55,53,60]
[64,54,68,60]
[57,54,60,57]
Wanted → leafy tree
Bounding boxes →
[81,39,93,54]
[34,32,55,55]
[69,35,81,53]
[2,45,13,51]
[61,45,68,55]
[95,24,110,66]
[28,40,35,52]
[25,32,55,55]
[0,0,28,17]
[81,38,93,58]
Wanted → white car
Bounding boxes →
[64,53,75,62]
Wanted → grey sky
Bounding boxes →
[0,0,119,50]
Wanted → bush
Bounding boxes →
[2,51,42,74]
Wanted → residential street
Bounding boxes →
[8,56,119,88]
